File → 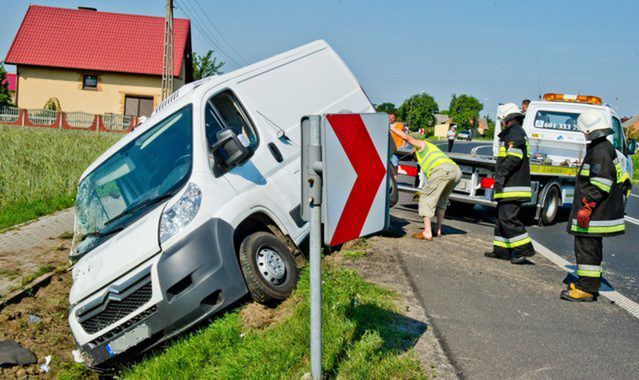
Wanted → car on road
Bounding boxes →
[457,129,473,141]
[67,40,375,369]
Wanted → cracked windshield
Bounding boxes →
[72,106,193,255]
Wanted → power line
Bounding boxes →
[174,0,238,66]
[174,0,242,68]
[189,0,248,65]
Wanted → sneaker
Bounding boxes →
[560,283,597,302]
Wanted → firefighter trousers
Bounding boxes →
[574,236,603,294]
[493,201,535,259]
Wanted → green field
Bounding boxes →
[119,267,425,379]
[0,126,122,230]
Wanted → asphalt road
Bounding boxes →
[390,191,639,379]
[429,140,639,304]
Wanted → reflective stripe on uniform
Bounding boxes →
[506,147,523,159]
[493,186,532,199]
[577,264,603,278]
[493,233,532,248]
[498,146,507,157]
[570,218,625,234]
[579,164,590,177]
[590,177,612,193]
[415,142,456,179]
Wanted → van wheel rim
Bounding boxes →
[256,246,286,285]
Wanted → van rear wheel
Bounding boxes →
[239,231,299,304]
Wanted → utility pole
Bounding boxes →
[161,0,174,100]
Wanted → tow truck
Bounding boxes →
[398,93,636,225]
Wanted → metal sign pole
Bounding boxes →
[308,115,323,380]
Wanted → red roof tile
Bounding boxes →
[4,5,190,77]
[3,73,17,92]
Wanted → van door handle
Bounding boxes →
[268,142,284,163]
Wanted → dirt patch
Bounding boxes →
[0,271,87,379]
[240,295,299,330]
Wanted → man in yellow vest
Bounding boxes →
[391,128,462,240]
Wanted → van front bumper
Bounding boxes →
[75,218,248,369]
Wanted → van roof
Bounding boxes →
[79,40,332,182]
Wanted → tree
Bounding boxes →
[397,92,439,132]
[192,50,225,80]
[448,94,484,131]
[0,63,13,107]
[375,102,397,114]
[43,97,61,111]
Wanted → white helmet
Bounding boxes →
[497,103,524,123]
[576,109,613,141]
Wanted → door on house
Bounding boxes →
[124,96,154,117]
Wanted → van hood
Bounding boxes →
[69,205,164,305]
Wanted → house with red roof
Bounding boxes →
[4,5,192,117]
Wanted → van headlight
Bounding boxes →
[159,183,201,243]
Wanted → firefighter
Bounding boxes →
[561,110,625,302]
[484,103,535,264]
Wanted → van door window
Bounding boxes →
[611,117,625,152]
[205,90,258,151]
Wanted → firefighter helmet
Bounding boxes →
[576,109,614,141]
[497,103,524,123]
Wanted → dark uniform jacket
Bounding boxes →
[494,122,531,202]
[568,136,625,237]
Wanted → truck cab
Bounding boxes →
[67,40,374,368]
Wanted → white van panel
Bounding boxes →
[236,45,372,146]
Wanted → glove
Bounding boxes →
[576,197,596,228]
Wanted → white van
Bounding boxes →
[68,40,374,368]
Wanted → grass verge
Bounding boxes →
[0,126,121,230]
[118,266,425,379]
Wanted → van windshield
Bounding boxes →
[532,110,580,132]
[72,106,193,257]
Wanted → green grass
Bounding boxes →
[20,264,55,286]
[120,267,426,379]
[0,126,121,230]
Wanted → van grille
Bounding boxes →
[78,275,153,334]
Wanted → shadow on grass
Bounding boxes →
[325,302,427,377]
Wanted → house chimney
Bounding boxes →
[78,6,97,11]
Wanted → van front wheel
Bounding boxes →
[239,231,299,304]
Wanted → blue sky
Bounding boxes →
[2,0,638,116]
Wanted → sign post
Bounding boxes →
[301,113,389,380]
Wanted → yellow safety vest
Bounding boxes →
[415,141,457,178]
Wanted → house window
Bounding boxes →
[125,95,154,117]
[83,75,98,89]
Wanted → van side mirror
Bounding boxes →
[628,139,637,156]
[211,129,251,169]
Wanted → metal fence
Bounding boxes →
[102,113,133,131]
[27,109,58,125]
[0,106,137,133]
[0,106,20,123]
[65,112,95,129]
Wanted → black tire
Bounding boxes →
[389,166,399,208]
[238,231,299,304]
[541,186,560,225]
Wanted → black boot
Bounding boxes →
[484,251,510,260]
